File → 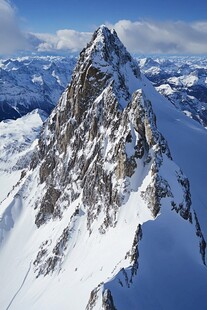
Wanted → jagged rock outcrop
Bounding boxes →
[194,211,206,265]
[102,289,117,310]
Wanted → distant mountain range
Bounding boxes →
[0,54,206,130]
[0,56,76,121]
[138,56,207,127]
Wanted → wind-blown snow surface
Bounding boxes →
[0,27,207,310]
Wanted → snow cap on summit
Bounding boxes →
[72,25,141,108]
[90,24,125,52]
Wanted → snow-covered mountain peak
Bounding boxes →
[1,27,207,310]
[90,25,129,57]
[71,26,140,110]
[31,27,204,273]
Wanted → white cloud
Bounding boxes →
[32,30,92,52]
[107,20,207,54]
[29,19,207,55]
[0,0,28,54]
[0,4,206,56]
[56,29,92,51]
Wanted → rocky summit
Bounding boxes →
[1,26,207,310]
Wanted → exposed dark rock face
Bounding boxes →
[102,289,117,310]
[130,224,143,280]
[86,285,102,310]
[35,187,61,227]
[34,208,80,276]
[86,287,117,310]
[141,175,172,217]
[132,96,173,217]
[35,84,176,233]
[33,27,143,234]
[123,224,143,284]
[171,172,192,222]
[194,211,206,265]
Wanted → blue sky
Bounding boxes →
[0,0,207,55]
[14,0,207,33]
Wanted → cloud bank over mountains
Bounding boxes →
[111,20,207,55]
[0,0,28,54]
[31,30,92,53]
[0,0,207,55]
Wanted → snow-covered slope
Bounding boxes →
[0,56,76,121]
[0,27,207,310]
[0,109,47,202]
[138,56,207,128]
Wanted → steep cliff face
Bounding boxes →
[0,26,207,310]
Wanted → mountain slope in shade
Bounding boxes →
[0,26,207,310]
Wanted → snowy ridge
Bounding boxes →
[0,27,207,310]
[70,25,140,109]
[0,109,47,203]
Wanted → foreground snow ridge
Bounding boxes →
[0,26,207,310]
